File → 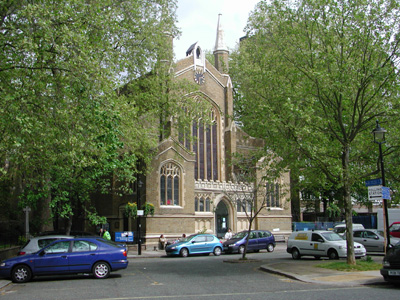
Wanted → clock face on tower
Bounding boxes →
[194,69,205,85]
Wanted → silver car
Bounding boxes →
[18,235,74,255]
[353,229,400,253]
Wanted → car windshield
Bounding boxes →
[334,227,346,234]
[321,232,343,241]
[231,232,247,239]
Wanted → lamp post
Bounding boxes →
[372,120,390,250]
[137,180,143,255]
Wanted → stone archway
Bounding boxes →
[215,200,230,238]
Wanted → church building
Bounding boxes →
[96,15,292,245]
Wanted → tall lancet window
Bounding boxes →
[160,162,181,206]
[179,107,219,181]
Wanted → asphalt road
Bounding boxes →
[0,248,399,300]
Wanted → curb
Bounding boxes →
[259,265,386,286]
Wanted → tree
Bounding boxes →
[0,0,189,233]
[224,153,286,260]
[230,0,400,264]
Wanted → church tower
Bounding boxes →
[213,14,229,74]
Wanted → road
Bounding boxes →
[0,246,399,300]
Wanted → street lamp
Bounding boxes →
[137,180,143,255]
[372,120,390,250]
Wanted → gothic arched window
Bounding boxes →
[179,107,219,181]
[194,196,211,212]
[160,162,181,206]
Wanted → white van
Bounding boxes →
[333,223,364,237]
[286,230,366,260]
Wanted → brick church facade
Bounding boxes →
[95,15,292,245]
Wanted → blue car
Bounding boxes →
[0,237,128,283]
[165,234,223,257]
[223,230,276,254]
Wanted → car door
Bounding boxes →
[362,231,382,252]
[310,233,326,256]
[256,231,267,250]
[190,236,207,253]
[34,240,71,275]
[247,232,259,251]
[68,240,99,272]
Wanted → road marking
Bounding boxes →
[88,286,368,300]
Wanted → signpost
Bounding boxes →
[368,185,382,203]
[366,177,391,252]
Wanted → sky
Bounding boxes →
[174,0,261,60]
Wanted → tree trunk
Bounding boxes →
[242,219,254,260]
[39,177,54,233]
[343,146,356,265]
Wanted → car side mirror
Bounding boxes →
[39,250,46,256]
[375,236,379,240]
[317,239,324,243]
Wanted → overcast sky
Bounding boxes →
[174,0,261,60]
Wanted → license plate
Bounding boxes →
[388,270,400,276]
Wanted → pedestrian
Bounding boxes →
[99,228,104,237]
[224,228,233,240]
[103,229,111,241]
[159,234,167,250]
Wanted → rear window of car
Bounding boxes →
[259,231,271,238]
[206,236,215,242]
[97,238,124,248]
[38,238,58,249]
[72,240,98,252]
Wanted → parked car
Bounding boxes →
[165,234,223,257]
[0,237,128,283]
[381,241,400,282]
[333,223,364,238]
[353,229,400,253]
[389,222,400,238]
[18,235,74,255]
[287,230,366,260]
[223,230,276,254]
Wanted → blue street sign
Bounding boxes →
[115,231,134,242]
[365,178,382,186]
[382,186,391,200]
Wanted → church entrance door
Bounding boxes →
[215,201,229,238]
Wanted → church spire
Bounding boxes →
[213,14,229,73]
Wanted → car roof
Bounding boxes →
[30,235,73,240]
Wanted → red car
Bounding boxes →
[389,222,400,238]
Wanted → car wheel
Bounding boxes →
[180,248,189,257]
[11,265,32,283]
[238,245,245,254]
[267,244,275,252]
[291,248,301,260]
[213,247,222,256]
[93,261,110,279]
[328,249,339,260]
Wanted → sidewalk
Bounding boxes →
[259,256,385,286]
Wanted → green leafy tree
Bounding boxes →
[0,0,193,233]
[230,0,400,264]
